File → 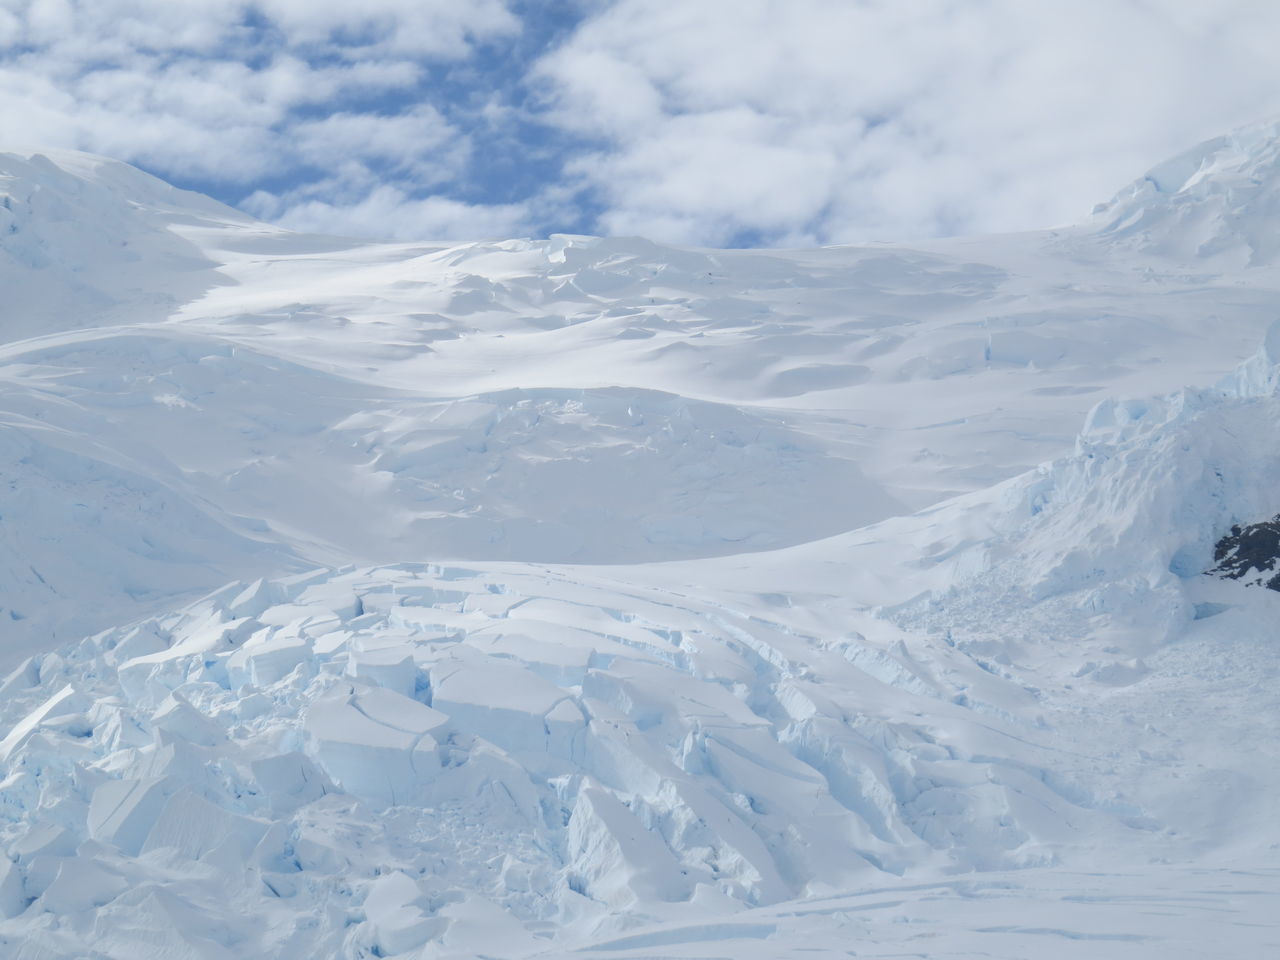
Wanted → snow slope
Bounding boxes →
[5,134,1280,653]
[2,121,1280,957]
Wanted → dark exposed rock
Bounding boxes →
[1210,516,1280,590]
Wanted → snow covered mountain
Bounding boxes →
[2,122,1280,958]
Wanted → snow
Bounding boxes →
[2,127,1280,956]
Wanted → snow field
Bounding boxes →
[4,123,1280,956]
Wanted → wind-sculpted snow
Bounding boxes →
[4,139,1280,650]
[0,324,896,652]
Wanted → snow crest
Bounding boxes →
[0,150,249,340]
[1090,118,1280,265]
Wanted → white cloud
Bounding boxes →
[240,121,531,241]
[0,0,518,237]
[255,0,517,57]
[250,184,529,241]
[290,105,465,181]
[3,0,516,59]
[5,0,1280,246]
[535,0,1280,245]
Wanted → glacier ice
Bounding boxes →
[2,128,1280,956]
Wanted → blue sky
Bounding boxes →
[4,0,1280,246]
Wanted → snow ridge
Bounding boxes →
[1090,118,1280,265]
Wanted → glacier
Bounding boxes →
[2,123,1280,957]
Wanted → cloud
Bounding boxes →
[247,184,529,240]
[5,0,1280,245]
[254,0,516,57]
[290,105,467,182]
[534,0,1280,245]
[5,0,516,59]
[0,0,524,239]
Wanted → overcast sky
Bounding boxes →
[4,0,1280,246]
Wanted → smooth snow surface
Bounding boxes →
[3,123,1280,957]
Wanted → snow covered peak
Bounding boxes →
[0,148,251,233]
[1088,119,1280,265]
[0,149,253,341]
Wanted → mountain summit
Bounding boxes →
[1089,118,1280,265]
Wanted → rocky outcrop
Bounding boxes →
[1211,516,1280,590]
